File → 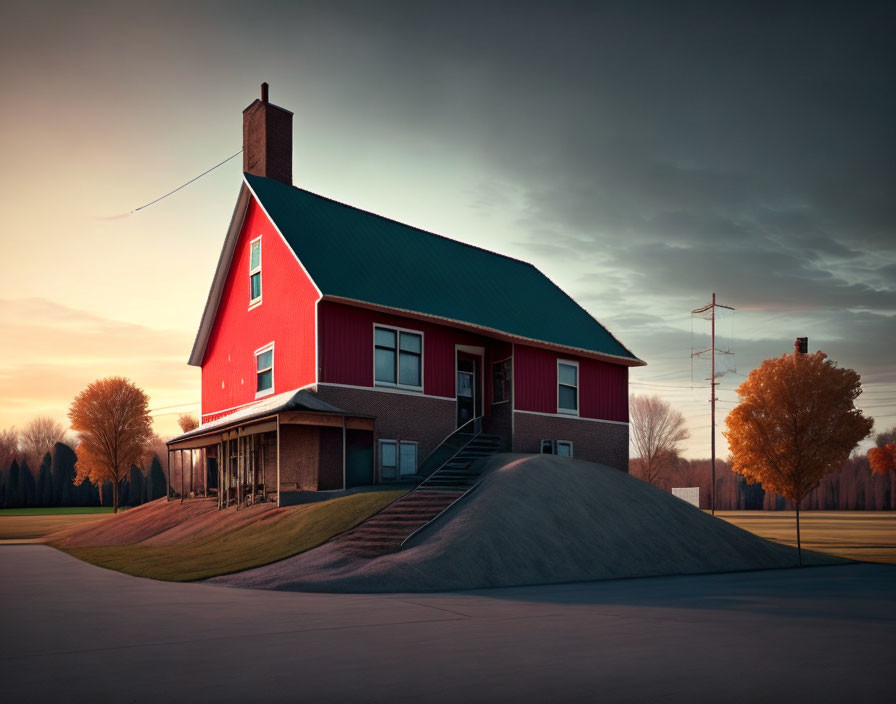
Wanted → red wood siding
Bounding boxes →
[513,345,558,413]
[513,344,628,422]
[318,301,489,399]
[201,197,319,418]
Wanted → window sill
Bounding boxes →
[255,388,274,399]
[374,381,424,393]
[248,299,262,311]
[557,408,579,416]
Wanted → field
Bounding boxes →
[0,507,115,541]
[717,511,896,564]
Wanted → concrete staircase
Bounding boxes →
[336,433,502,558]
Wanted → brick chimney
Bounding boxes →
[243,82,293,185]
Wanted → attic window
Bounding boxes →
[557,360,578,415]
[255,343,274,397]
[374,325,422,390]
[249,237,262,307]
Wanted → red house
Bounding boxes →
[168,85,644,506]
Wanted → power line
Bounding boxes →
[131,149,243,213]
[630,381,701,390]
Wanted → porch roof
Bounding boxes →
[167,388,370,448]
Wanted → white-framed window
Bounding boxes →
[399,442,418,477]
[255,343,274,397]
[557,360,579,415]
[540,440,574,458]
[249,236,262,308]
[374,325,423,390]
[379,440,418,480]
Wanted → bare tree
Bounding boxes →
[20,417,66,468]
[629,395,690,487]
[177,413,200,433]
[0,427,20,469]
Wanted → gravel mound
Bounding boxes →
[211,454,844,592]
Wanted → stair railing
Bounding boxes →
[415,416,483,487]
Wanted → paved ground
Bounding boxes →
[1,546,893,703]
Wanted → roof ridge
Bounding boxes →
[244,172,534,270]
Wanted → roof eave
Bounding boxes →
[321,296,647,367]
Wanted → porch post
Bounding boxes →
[166,449,171,501]
[276,415,281,508]
[342,416,347,491]
[223,439,229,509]
[180,450,184,503]
[260,438,266,501]
[189,449,194,499]
[236,435,242,511]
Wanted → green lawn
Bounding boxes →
[53,490,406,581]
[0,507,116,516]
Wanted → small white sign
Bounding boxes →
[672,487,700,508]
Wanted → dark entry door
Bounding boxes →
[345,430,374,488]
[456,352,481,427]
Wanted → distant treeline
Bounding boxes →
[635,454,895,510]
[0,442,167,509]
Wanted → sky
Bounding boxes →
[0,0,893,458]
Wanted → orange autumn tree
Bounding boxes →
[724,351,873,564]
[69,377,153,513]
[868,445,896,475]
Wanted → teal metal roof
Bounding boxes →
[245,173,642,364]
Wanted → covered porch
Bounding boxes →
[166,390,375,509]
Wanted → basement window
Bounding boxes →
[255,344,274,397]
[379,440,418,480]
[374,325,423,390]
[540,440,574,458]
[249,237,262,307]
[557,360,579,415]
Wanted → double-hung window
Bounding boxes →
[379,440,417,480]
[374,325,422,390]
[255,344,274,397]
[558,360,578,415]
[249,237,262,307]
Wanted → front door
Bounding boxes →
[456,352,481,427]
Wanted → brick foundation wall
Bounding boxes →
[279,425,320,490]
[512,411,629,472]
[318,427,344,490]
[484,401,513,451]
[315,385,457,476]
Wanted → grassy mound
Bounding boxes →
[212,454,847,593]
[48,490,405,581]
[1,507,116,516]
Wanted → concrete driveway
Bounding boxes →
[1,545,893,703]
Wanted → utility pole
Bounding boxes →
[691,292,734,516]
